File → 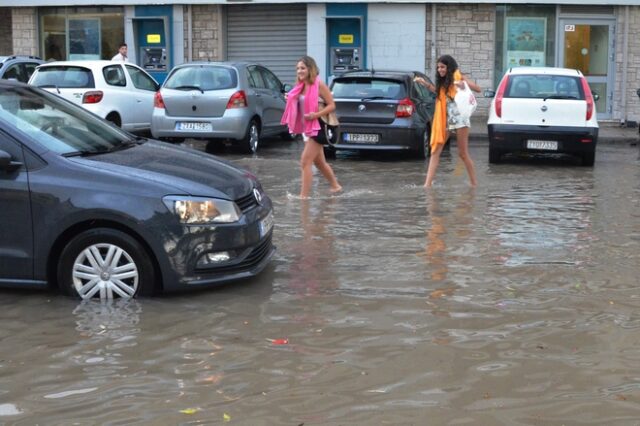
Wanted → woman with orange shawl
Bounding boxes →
[415,55,481,188]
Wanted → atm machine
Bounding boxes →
[133,17,169,83]
[327,17,363,77]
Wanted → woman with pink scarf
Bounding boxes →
[281,56,342,198]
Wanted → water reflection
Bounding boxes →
[420,188,476,283]
[72,299,142,369]
[288,198,338,297]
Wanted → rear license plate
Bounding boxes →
[259,212,274,238]
[344,133,379,143]
[176,122,212,132]
[527,140,558,151]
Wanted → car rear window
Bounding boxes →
[331,78,407,99]
[506,74,584,100]
[31,66,95,89]
[164,66,237,91]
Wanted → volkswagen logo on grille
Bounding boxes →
[253,188,263,205]
[358,104,366,112]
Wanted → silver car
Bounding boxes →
[151,62,290,153]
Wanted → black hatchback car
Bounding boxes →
[0,80,274,300]
[329,70,436,158]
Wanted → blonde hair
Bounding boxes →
[297,55,319,84]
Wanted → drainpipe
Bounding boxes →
[620,5,629,124]
[187,5,193,62]
[431,3,437,81]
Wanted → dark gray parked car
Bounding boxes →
[0,80,274,300]
[328,70,437,158]
[151,61,291,153]
[0,55,45,83]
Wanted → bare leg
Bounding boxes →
[299,140,317,198]
[311,141,342,193]
[455,127,477,187]
[424,137,447,188]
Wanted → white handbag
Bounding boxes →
[454,81,477,119]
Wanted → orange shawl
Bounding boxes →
[430,70,462,153]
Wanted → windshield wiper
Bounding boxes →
[62,141,137,158]
[38,84,61,94]
[174,85,204,94]
[543,95,578,101]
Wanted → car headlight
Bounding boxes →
[163,196,240,224]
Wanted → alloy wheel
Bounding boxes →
[71,243,139,300]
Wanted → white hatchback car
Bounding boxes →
[486,67,598,166]
[29,60,159,133]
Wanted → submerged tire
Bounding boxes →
[57,228,156,300]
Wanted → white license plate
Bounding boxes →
[527,140,558,151]
[176,122,212,131]
[344,133,379,143]
[259,212,274,237]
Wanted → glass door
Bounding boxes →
[558,19,615,119]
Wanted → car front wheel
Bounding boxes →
[239,119,260,154]
[57,228,156,300]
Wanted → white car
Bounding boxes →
[29,60,159,133]
[486,67,598,166]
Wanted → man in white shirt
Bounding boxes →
[111,44,129,62]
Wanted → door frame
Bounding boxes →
[557,17,616,119]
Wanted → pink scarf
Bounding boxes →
[280,78,321,136]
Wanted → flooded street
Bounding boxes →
[1,139,640,424]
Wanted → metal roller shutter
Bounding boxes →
[226,4,307,85]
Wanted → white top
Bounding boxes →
[111,53,129,62]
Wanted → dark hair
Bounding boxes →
[119,43,127,49]
[435,55,458,98]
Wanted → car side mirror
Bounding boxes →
[592,92,600,102]
[0,150,22,172]
[636,88,640,98]
[484,89,496,98]
[283,83,292,93]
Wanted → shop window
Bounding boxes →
[39,7,124,62]
[494,5,556,89]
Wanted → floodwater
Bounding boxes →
[1,139,640,425]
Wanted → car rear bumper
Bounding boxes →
[332,124,423,151]
[488,124,598,154]
[151,108,250,140]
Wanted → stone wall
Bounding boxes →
[185,4,222,62]
[0,8,12,55]
[614,5,640,124]
[426,4,495,115]
[12,7,38,56]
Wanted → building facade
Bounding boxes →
[1,2,639,123]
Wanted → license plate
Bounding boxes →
[259,212,274,237]
[344,133,379,143]
[527,140,558,151]
[176,122,212,131]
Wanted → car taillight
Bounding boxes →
[495,75,509,118]
[226,90,248,109]
[396,97,414,118]
[580,77,594,121]
[82,91,103,104]
[154,91,165,109]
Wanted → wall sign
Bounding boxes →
[505,17,547,67]
[338,34,354,44]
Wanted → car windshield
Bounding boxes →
[164,66,237,91]
[0,85,134,155]
[30,66,95,89]
[506,74,584,100]
[331,78,406,100]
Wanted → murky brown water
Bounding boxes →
[1,139,640,425]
